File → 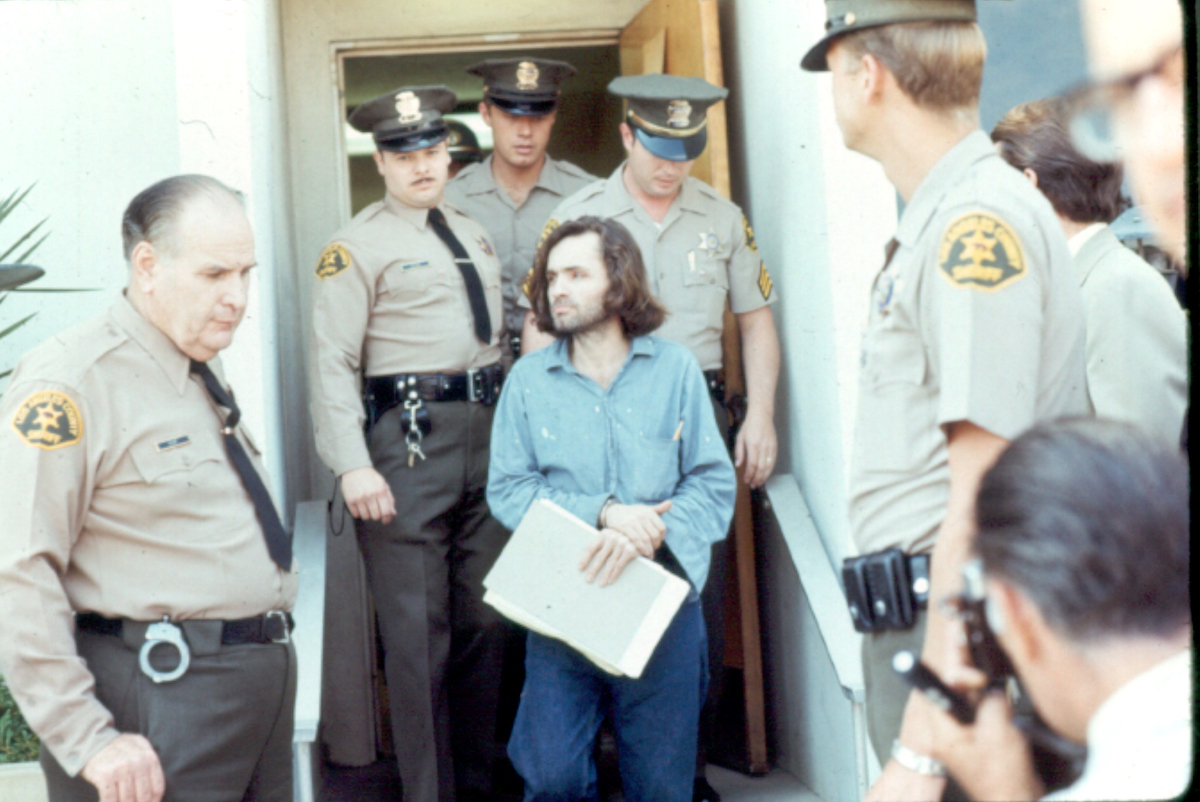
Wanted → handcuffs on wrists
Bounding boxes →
[891,739,947,777]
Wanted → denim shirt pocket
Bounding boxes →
[624,436,682,502]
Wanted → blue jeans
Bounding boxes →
[509,599,706,802]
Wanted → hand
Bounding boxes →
[579,528,639,586]
[734,407,777,488]
[602,500,672,557]
[864,758,946,802]
[928,691,1044,802]
[81,734,165,802]
[340,467,396,524]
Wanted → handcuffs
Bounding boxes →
[138,615,190,684]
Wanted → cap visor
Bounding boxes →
[634,126,706,162]
[489,96,558,116]
[800,37,832,72]
[377,127,449,153]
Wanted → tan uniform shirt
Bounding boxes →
[1070,224,1188,444]
[0,295,297,776]
[850,131,1088,556]
[309,193,503,476]
[533,166,777,371]
[445,155,596,334]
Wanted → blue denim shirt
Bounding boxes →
[487,335,735,591]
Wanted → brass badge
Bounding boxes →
[757,262,773,300]
[11,390,83,450]
[316,243,352,280]
[516,61,540,91]
[448,128,462,146]
[667,99,692,129]
[395,91,422,124]
[697,230,724,257]
[938,212,1026,292]
[477,235,495,257]
[742,215,759,252]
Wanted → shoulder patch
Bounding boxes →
[938,213,1026,292]
[315,243,352,280]
[757,262,773,300]
[537,218,561,252]
[742,215,758,253]
[11,390,83,450]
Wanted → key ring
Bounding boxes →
[138,616,191,684]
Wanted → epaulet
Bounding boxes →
[12,311,126,390]
[337,199,387,238]
[558,179,606,213]
[553,159,599,183]
[692,179,739,211]
[443,199,469,218]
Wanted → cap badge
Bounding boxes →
[667,99,693,128]
[395,91,422,124]
[516,61,540,91]
[448,128,462,146]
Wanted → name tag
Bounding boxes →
[155,435,191,452]
[401,260,430,271]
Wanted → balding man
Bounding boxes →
[0,175,297,802]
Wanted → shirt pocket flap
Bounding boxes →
[382,260,452,296]
[131,435,224,484]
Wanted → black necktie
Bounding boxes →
[427,207,492,344]
[190,360,292,570]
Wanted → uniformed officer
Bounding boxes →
[445,119,482,179]
[523,72,781,801]
[445,57,596,359]
[0,174,298,802]
[801,2,1088,800]
[308,86,508,802]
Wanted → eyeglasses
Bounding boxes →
[1065,43,1184,162]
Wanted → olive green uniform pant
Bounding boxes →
[42,623,296,802]
[357,399,509,802]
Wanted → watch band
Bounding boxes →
[891,739,947,777]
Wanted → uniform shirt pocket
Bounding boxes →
[130,433,225,484]
[381,260,453,298]
[855,326,933,472]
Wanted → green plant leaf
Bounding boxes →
[0,312,36,341]
[0,184,36,226]
[0,218,48,263]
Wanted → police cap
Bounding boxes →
[348,86,458,152]
[445,120,483,164]
[801,0,979,72]
[467,58,577,116]
[608,73,728,162]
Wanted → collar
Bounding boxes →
[456,155,567,198]
[109,293,196,396]
[543,334,656,375]
[383,192,435,229]
[1068,222,1108,258]
[605,162,704,220]
[1086,649,1192,750]
[895,130,996,249]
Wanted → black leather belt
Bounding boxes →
[76,611,294,645]
[365,363,503,407]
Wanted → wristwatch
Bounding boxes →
[891,739,947,777]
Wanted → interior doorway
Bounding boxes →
[338,38,627,216]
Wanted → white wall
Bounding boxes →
[720,0,896,568]
[0,0,293,512]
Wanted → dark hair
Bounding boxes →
[526,216,667,339]
[121,174,243,261]
[975,418,1189,644]
[991,98,1128,224]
